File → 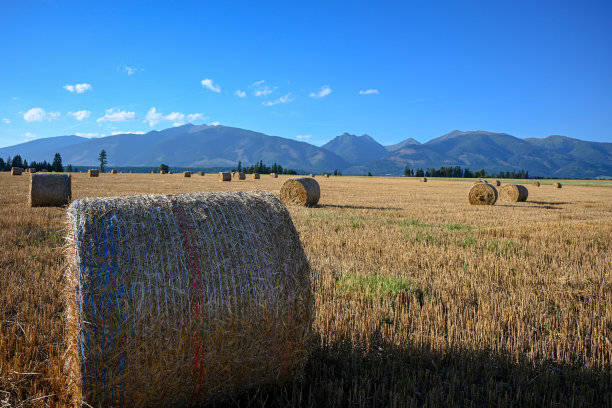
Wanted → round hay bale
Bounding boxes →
[39,169,49,172]
[270,173,278,178]
[29,173,71,207]
[309,174,315,178]
[232,172,246,180]
[28,168,36,173]
[11,167,23,175]
[129,171,134,174]
[198,171,204,176]
[491,180,501,186]
[168,171,173,174]
[553,182,562,188]
[218,172,231,181]
[63,191,313,407]
[110,170,118,174]
[325,174,330,178]
[252,173,260,179]
[160,170,167,174]
[184,171,192,177]
[280,177,320,207]
[420,177,427,182]
[120,171,125,174]
[468,183,498,205]
[533,181,540,187]
[150,171,154,174]
[88,169,99,177]
[499,184,528,202]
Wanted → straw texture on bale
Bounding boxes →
[499,184,528,202]
[88,169,99,177]
[270,173,278,178]
[553,182,562,188]
[11,167,23,175]
[29,173,71,207]
[468,183,498,205]
[420,177,427,182]
[218,172,231,181]
[252,173,260,179]
[198,171,204,176]
[184,171,191,177]
[491,180,501,186]
[63,191,313,407]
[533,181,540,187]
[280,177,321,207]
[110,170,117,174]
[232,172,246,180]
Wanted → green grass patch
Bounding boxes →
[339,273,423,300]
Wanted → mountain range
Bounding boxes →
[1,124,610,178]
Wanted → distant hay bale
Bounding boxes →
[28,168,36,173]
[309,174,315,178]
[468,183,498,205]
[110,170,117,174]
[39,169,48,172]
[198,171,204,176]
[270,173,278,178]
[11,167,23,175]
[499,184,528,202]
[491,180,501,186]
[129,171,134,174]
[150,171,154,174]
[160,170,167,174]
[88,169,99,177]
[63,191,313,407]
[280,177,320,207]
[120,171,125,174]
[553,182,562,188]
[533,181,540,187]
[252,173,260,179]
[420,177,427,182]
[184,171,192,177]
[218,172,231,181]
[233,172,246,180]
[29,173,71,207]
[325,174,330,178]
[168,171,173,174]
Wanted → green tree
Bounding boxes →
[159,163,169,173]
[66,164,73,172]
[11,155,23,168]
[52,153,64,172]
[237,160,242,172]
[98,149,107,173]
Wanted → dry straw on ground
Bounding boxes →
[233,172,246,180]
[468,182,498,205]
[184,171,191,177]
[218,172,231,181]
[252,173,260,179]
[88,169,99,177]
[420,177,427,182]
[499,184,528,202]
[63,191,314,407]
[11,167,23,175]
[29,173,71,207]
[554,182,562,188]
[280,177,321,206]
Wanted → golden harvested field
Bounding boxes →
[1,172,611,407]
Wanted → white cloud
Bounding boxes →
[121,65,139,75]
[75,132,100,138]
[234,90,246,98]
[201,78,221,93]
[23,108,60,122]
[254,86,275,96]
[24,132,37,141]
[111,131,145,135]
[69,110,91,121]
[2,118,10,124]
[262,93,293,106]
[252,80,265,86]
[64,83,92,93]
[96,108,136,123]
[210,121,221,126]
[309,85,332,98]
[145,107,204,127]
[186,113,204,122]
[359,89,379,95]
[296,134,312,141]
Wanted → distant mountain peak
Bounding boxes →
[321,132,388,165]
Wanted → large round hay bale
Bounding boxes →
[468,183,498,205]
[270,173,278,178]
[11,167,23,175]
[280,177,320,206]
[29,173,71,207]
[553,182,562,188]
[420,177,427,182]
[499,184,528,202]
[184,171,191,177]
[533,181,540,187]
[218,172,231,181]
[63,191,313,407]
[88,169,99,177]
[232,172,246,180]
[252,173,260,179]
[491,180,501,186]
[110,169,118,174]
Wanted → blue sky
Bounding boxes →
[0,0,610,148]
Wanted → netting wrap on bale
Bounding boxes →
[499,184,528,202]
[280,177,320,207]
[468,183,498,205]
[30,173,71,207]
[218,172,231,181]
[63,191,313,407]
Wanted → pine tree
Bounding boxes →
[11,155,23,168]
[52,153,63,172]
[0,158,5,171]
[99,149,107,172]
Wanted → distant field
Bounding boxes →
[1,173,611,407]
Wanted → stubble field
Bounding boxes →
[1,172,611,407]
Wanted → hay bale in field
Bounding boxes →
[88,169,99,177]
[29,173,71,207]
[198,171,204,176]
[150,171,154,174]
[120,171,125,174]
[491,180,501,186]
[40,169,49,172]
[233,172,246,180]
[160,170,167,174]
[129,171,133,174]
[11,167,23,175]
[499,184,528,202]
[110,170,117,174]
[252,173,260,179]
[184,171,192,177]
[325,174,330,178]
[309,174,315,178]
[27,168,36,173]
[270,173,278,178]
[63,191,313,407]
[218,172,231,181]
[420,177,427,182]
[468,183,498,205]
[168,171,173,174]
[280,177,320,206]
[553,182,562,188]
[533,181,540,187]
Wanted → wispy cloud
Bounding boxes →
[23,108,60,122]
[111,131,145,135]
[252,80,265,86]
[2,118,10,124]
[75,132,100,138]
[210,121,221,126]
[251,80,277,97]
[201,78,221,93]
[69,110,91,121]
[120,65,140,75]
[24,132,37,141]
[262,93,293,106]
[145,107,205,127]
[64,83,92,93]
[309,85,332,98]
[96,108,136,123]
[234,90,246,98]
[359,89,379,95]
[296,134,312,141]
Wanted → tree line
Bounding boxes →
[0,153,69,172]
[403,165,530,179]
[234,160,298,175]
